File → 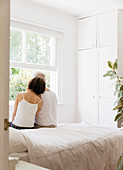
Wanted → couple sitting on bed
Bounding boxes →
[10,72,57,130]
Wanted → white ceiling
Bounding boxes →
[32,0,123,16]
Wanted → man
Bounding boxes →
[33,71,57,128]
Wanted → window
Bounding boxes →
[10,27,57,101]
[10,27,56,66]
[9,20,63,121]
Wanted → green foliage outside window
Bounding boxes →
[26,32,50,65]
[10,29,22,62]
[9,68,32,100]
[9,68,50,101]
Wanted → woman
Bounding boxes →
[11,77,45,129]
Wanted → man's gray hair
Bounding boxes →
[33,71,46,81]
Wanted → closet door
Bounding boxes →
[78,49,97,98]
[98,46,117,127]
[98,46,117,98]
[78,16,96,50]
[97,11,117,47]
[78,49,98,124]
[99,98,117,127]
[80,97,98,124]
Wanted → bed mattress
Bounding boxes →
[9,123,123,170]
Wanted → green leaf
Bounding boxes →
[113,59,118,70]
[120,98,123,105]
[120,85,123,91]
[117,153,123,161]
[118,105,123,112]
[114,113,122,121]
[103,74,108,77]
[115,83,121,91]
[117,154,123,168]
[109,71,116,77]
[103,72,110,77]
[120,90,123,97]
[117,115,123,122]
[114,90,118,96]
[114,100,118,106]
[118,91,123,98]
[117,158,123,170]
[113,104,123,111]
[115,59,118,64]
[108,61,113,69]
[118,98,123,106]
[110,75,116,80]
[113,97,123,105]
[103,70,116,77]
[117,162,123,170]
[113,62,118,70]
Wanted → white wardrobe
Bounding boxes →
[78,10,123,127]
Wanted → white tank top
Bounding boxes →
[13,93,40,127]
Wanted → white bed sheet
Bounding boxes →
[16,123,123,170]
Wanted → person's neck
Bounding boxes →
[28,89,35,94]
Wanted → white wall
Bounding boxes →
[11,0,78,123]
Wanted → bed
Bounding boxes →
[9,123,123,170]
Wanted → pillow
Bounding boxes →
[9,127,28,153]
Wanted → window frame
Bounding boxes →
[10,24,57,71]
[10,19,64,103]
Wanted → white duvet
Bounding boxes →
[10,124,123,170]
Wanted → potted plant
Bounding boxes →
[103,59,123,124]
[103,59,123,170]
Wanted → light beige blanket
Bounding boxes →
[20,124,123,170]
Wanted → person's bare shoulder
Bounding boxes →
[15,92,23,102]
[16,92,22,98]
[35,94,42,103]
